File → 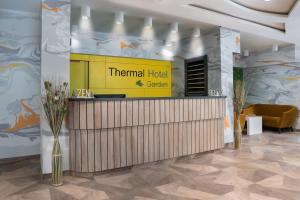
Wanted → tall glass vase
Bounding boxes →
[52,136,63,186]
[234,116,242,149]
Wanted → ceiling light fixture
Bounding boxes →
[166,43,172,47]
[71,25,79,35]
[115,12,124,24]
[244,50,250,57]
[144,17,153,28]
[81,5,90,19]
[171,22,179,33]
[193,28,201,37]
[272,44,279,52]
[162,48,174,58]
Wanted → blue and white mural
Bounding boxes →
[0,8,41,158]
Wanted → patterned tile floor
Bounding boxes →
[1,131,300,200]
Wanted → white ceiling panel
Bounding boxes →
[71,0,300,51]
[231,0,296,14]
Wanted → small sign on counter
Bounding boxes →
[71,89,94,98]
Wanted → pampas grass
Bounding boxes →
[233,80,245,149]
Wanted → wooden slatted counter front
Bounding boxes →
[68,97,226,173]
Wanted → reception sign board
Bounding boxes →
[71,54,172,97]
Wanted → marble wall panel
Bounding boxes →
[237,45,300,129]
[0,8,41,159]
[220,27,241,143]
[41,0,71,174]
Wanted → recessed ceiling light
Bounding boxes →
[115,12,124,24]
[71,25,78,35]
[81,5,90,19]
[264,0,271,2]
[272,44,279,52]
[162,48,174,58]
[244,50,250,57]
[171,22,179,33]
[193,28,201,37]
[144,17,153,28]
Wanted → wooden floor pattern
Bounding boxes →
[1,131,300,200]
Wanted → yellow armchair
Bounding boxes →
[241,104,298,133]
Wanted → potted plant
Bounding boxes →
[233,80,245,149]
[42,81,68,186]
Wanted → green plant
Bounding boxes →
[42,81,68,186]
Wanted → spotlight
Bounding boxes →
[272,44,279,52]
[171,22,178,33]
[115,12,124,24]
[144,17,153,28]
[81,5,90,19]
[162,48,174,58]
[165,42,172,47]
[193,28,201,37]
[71,25,78,35]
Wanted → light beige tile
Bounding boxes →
[171,163,219,175]
[250,192,282,200]
[94,173,133,189]
[8,189,52,200]
[157,183,218,199]
[134,196,157,200]
[55,184,108,200]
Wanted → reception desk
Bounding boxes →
[68,97,226,173]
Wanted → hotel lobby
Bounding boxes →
[1,0,300,199]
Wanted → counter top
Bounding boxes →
[69,96,226,101]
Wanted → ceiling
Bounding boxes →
[72,0,298,52]
[1,0,297,53]
[240,32,289,52]
[231,0,296,14]
[71,0,216,31]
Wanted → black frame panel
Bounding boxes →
[184,55,208,96]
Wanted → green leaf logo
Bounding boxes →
[136,80,144,87]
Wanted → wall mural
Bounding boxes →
[0,8,41,158]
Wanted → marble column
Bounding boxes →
[40,0,71,173]
[220,27,241,143]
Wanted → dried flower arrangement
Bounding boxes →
[42,81,68,186]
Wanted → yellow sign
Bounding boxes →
[70,54,172,97]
